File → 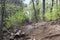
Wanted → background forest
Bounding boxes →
[0,0,60,28]
[1,0,59,28]
[0,0,60,40]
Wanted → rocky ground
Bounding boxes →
[3,19,60,40]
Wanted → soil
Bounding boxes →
[3,19,60,40]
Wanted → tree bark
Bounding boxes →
[50,0,54,12]
[36,0,40,22]
[56,0,58,9]
[32,0,38,22]
[0,0,6,40]
[42,0,45,21]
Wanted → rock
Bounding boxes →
[14,30,21,38]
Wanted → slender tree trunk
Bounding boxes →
[36,0,39,14]
[50,0,54,21]
[50,0,54,12]
[0,0,6,40]
[32,0,37,22]
[20,0,23,10]
[36,0,40,22]
[56,0,58,9]
[42,0,45,21]
[59,0,60,6]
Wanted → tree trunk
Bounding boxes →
[36,0,40,14]
[59,0,60,6]
[32,0,37,22]
[36,0,40,22]
[0,0,6,40]
[56,0,58,9]
[50,0,54,12]
[42,0,45,21]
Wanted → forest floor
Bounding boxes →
[3,18,60,40]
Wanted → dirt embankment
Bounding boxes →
[29,19,60,40]
[3,19,60,40]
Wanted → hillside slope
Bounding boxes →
[3,19,60,40]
